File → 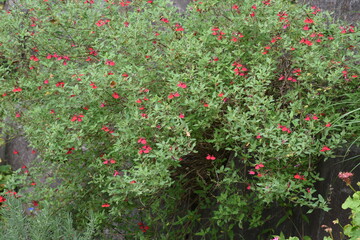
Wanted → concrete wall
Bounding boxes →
[1,0,359,239]
[299,0,360,24]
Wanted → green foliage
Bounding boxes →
[342,182,360,240]
[0,0,359,238]
[277,182,360,240]
[0,165,12,192]
[0,195,99,240]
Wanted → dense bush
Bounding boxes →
[0,194,98,240]
[0,0,359,238]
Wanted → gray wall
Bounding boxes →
[3,0,359,23]
[299,0,360,24]
[1,0,358,239]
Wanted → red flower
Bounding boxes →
[179,113,185,119]
[138,138,147,144]
[300,38,313,46]
[325,123,331,127]
[105,60,115,66]
[160,18,169,23]
[167,93,176,99]
[338,172,353,185]
[320,146,331,152]
[287,77,297,82]
[55,82,65,87]
[294,174,305,180]
[120,1,131,7]
[206,154,216,160]
[102,203,110,207]
[66,147,75,154]
[96,20,106,27]
[139,145,152,154]
[278,124,291,133]
[255,163,264,169]
[0,196,6,203]
[12,87,22,92]
[71,114,84,122]
[138,222,150,232]
[130,180,137,184]
[90,82,98,89]
[177,82,187,88]
[30,55,39,61]
[304,18,314,24]
[5,191,17,196]
[112,92,119,99]
[102,126,111,132]
[13,150,19,154]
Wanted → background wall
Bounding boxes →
[299,0,360,24]
[170,0,360,24]
[0,0,358,239]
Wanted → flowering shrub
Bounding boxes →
[0,165,12,194]
[0,0,359,238]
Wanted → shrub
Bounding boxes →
[0,194,99,240]
[0,0,359,238]
[0,165,12,193]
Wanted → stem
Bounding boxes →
[347,183,356,193]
